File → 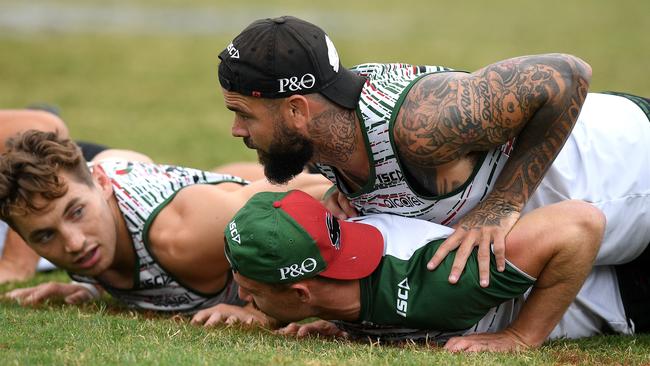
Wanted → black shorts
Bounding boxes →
[616,244,650,332]
[75,141,109,161]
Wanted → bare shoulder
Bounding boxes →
[91,149,153,164]
[146,184,240,293]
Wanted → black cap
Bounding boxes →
[218,16,365,110]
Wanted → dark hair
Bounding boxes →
[0,130,92,226]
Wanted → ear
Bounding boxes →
[289,282,312,304]
[91,165,114,200]
[282,95,310,133]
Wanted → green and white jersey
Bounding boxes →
[315,63,514,225]
[336,214,535,335]
[71,160,247,313]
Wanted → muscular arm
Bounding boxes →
[398,54,592,285]
[147,185,235,294]
[149,172,330,294]
[396,53,590,170]
[445,200,604,352]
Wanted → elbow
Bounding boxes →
[557,53,592,91]
[571,54,592,87]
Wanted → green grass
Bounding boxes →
[3,274,650,366]
[1,0,650,364]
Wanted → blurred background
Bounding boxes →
[1,0,648,170]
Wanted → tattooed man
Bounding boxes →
[217,16,650,289]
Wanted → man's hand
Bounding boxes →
[4,282,98,305]
[190,303,272,328]
[321,187,358,220]
[444,329,533,352]
[276,320,349,339]
[427,198,520,287]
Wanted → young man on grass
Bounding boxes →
[223,190,611,352]
[0,108,156,284]
[1,130,331,326]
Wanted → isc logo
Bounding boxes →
[396,277,410,317]
[229,221,241,244]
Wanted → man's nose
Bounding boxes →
[231,119,249,138]
[62,228,86,253]
[238,286,253,302]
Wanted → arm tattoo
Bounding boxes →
[395,54,591,211]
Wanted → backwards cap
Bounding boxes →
[218,16,365,109]
[224,190,384,284]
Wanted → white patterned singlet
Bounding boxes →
[70,160,247,313]
[316,63,514,225]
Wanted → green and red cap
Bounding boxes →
[224,190,384,284]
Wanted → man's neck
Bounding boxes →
[309,104,370,189]
[97,194,135,287]
[311,279,361,322]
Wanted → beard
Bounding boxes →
[257,126,314,185]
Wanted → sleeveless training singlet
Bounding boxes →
[71,161,247,313]
[315,63,514,225]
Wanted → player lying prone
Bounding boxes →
[0,130,331,326]
[223,190,605,352]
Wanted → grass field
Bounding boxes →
[1,0,650,364]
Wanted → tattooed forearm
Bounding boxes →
[491,72,590,209]
[460,196,520,229]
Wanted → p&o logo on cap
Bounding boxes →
[278,258,318,280]
[278,73,316,93]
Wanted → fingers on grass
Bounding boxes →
[190,310,209,325]
[276,323,301,335]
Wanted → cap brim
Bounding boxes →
[320,67,366,110]
[320,220,384,280]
